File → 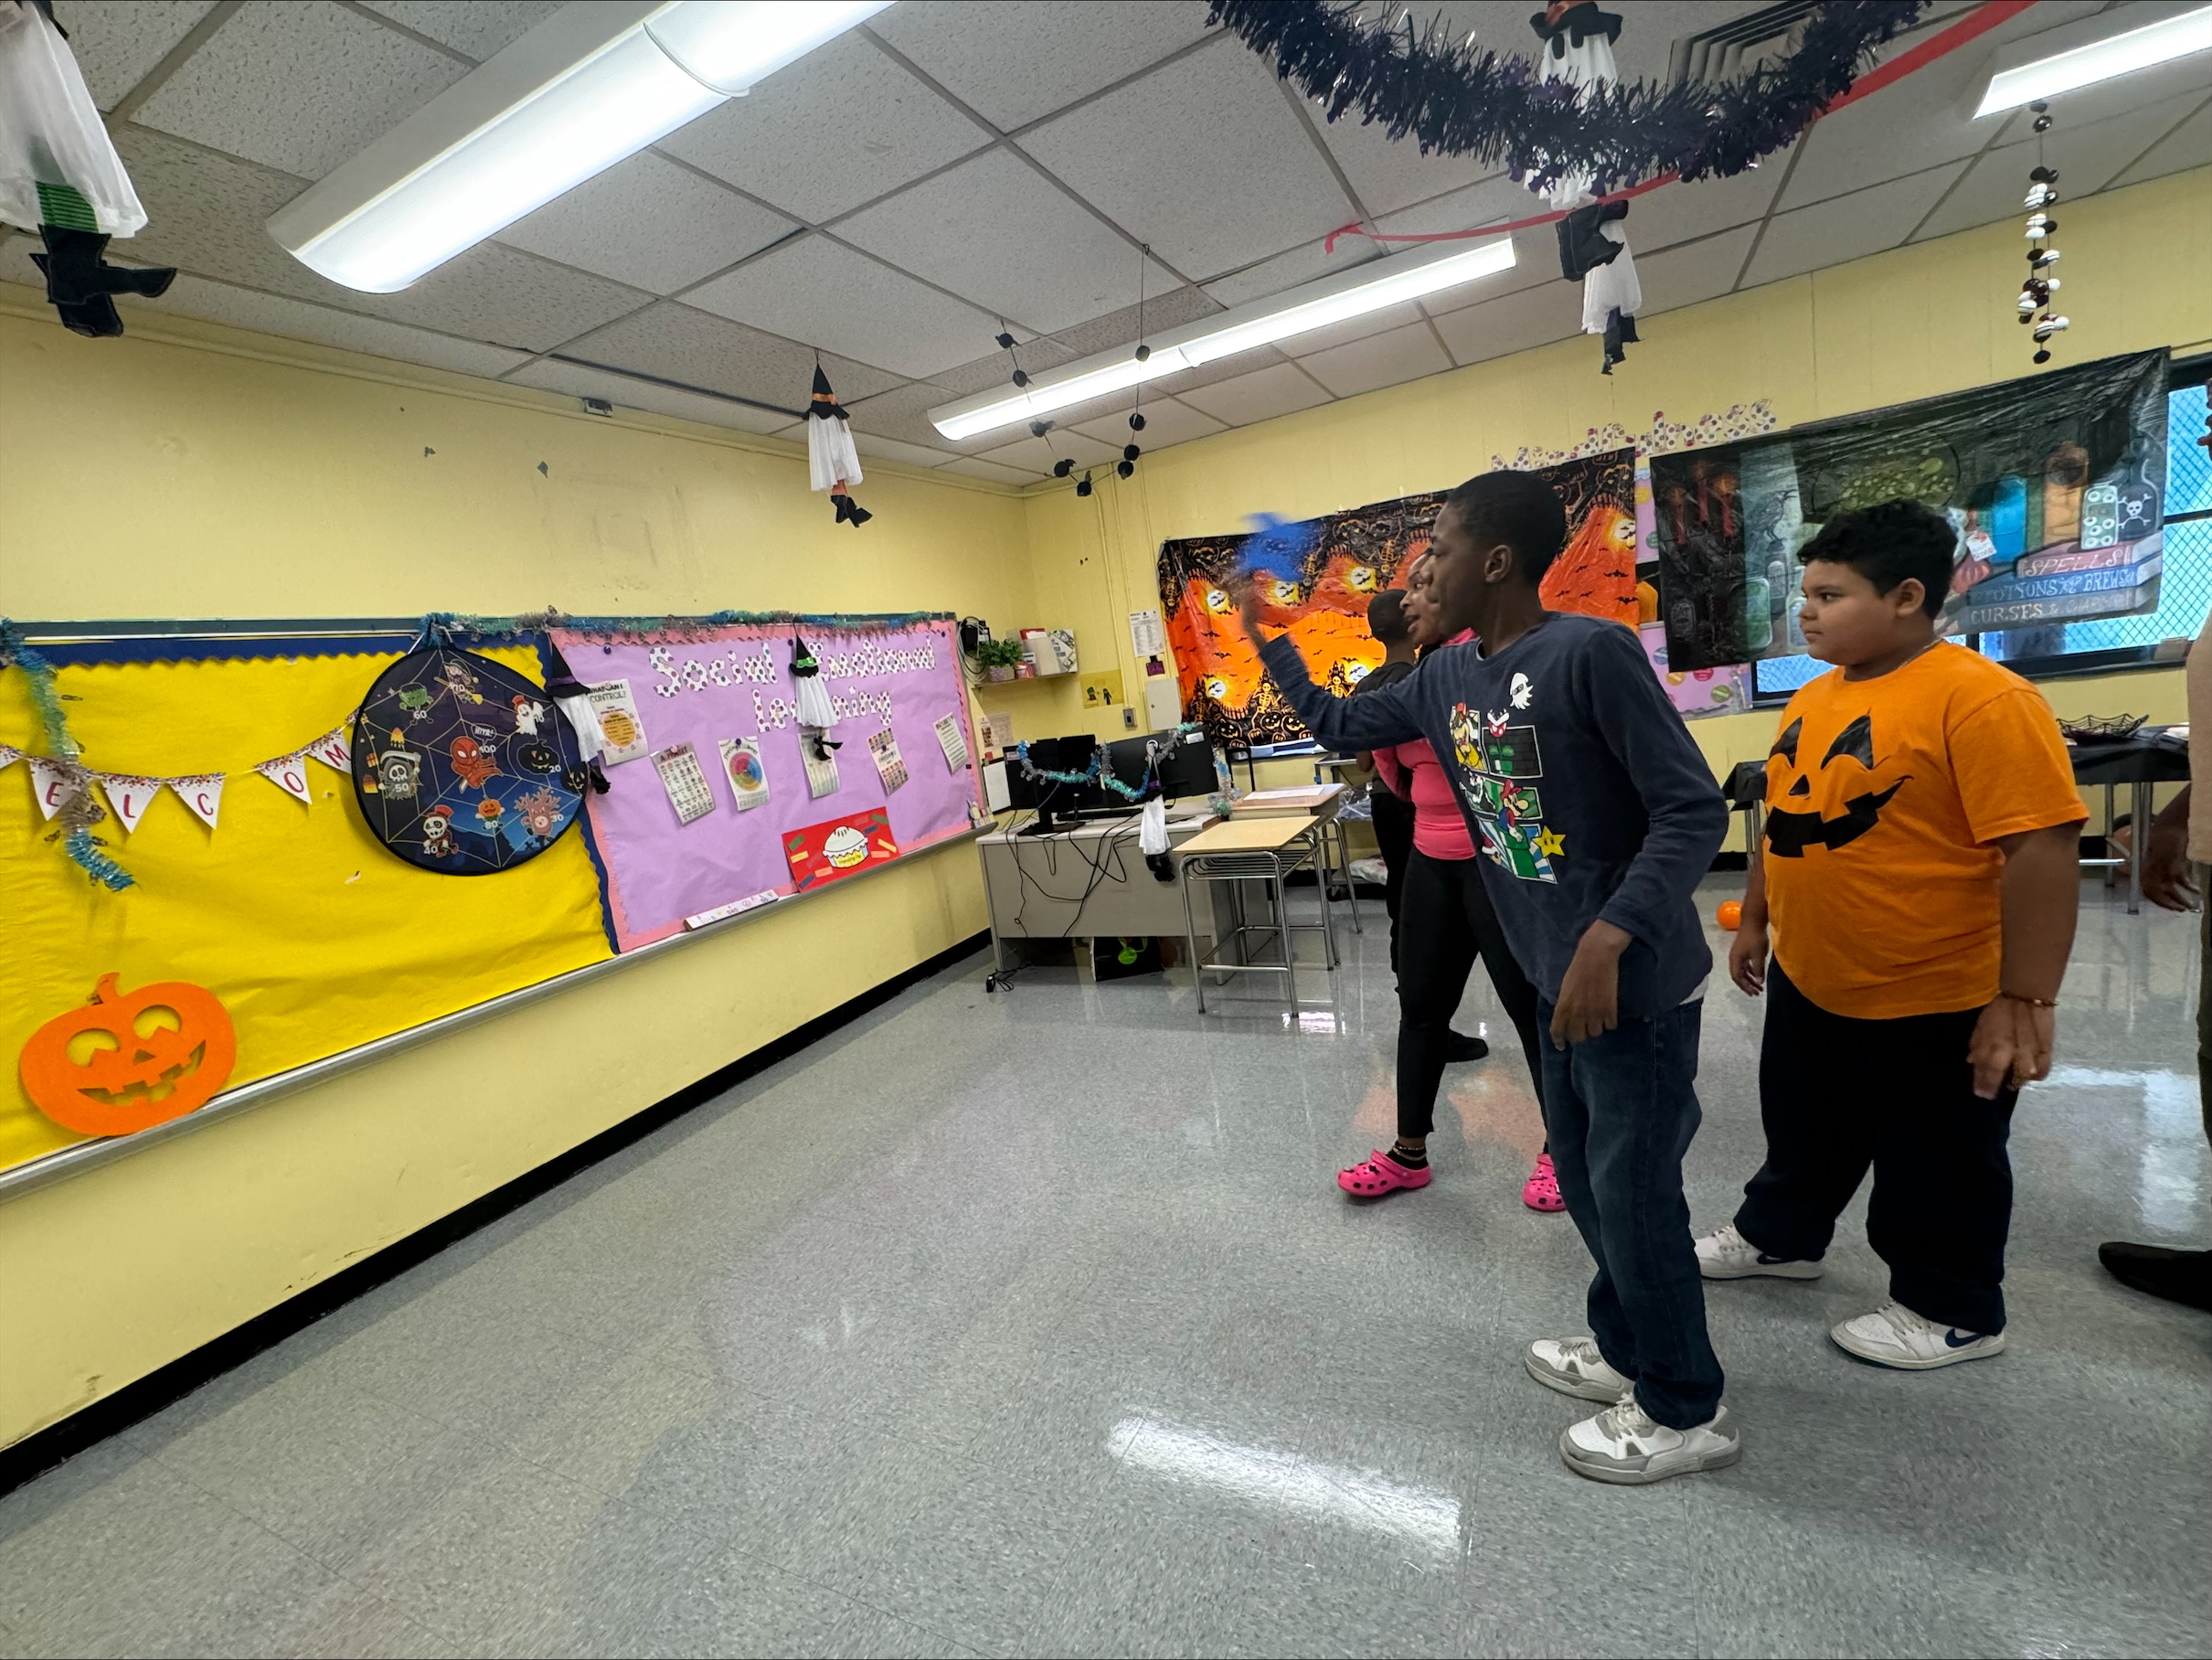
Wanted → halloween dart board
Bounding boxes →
[353,645,586,875]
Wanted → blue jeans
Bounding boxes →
[1538,998,1724,1429]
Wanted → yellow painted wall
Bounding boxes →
[0,290,1031,1448]
[1018,167,2212,841]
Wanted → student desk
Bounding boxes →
[1176,805,1345,1013]
[2069,732,2190,915]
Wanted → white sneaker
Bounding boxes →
[1524,1337,1633,1402]
[1695,1222,1824,1281]
[1559,1400,1739,1485]
[1830,1301,2006,1369]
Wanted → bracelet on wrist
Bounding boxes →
[1998,990,2058,1008]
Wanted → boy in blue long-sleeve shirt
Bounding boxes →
[1239,471,1735,1484]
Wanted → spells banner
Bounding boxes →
[551,620,982,950]
[1651,350,2168,672]
[1157,450,1637,750]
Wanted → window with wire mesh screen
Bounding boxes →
[1754,366,2212,699]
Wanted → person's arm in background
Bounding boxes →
[2142,785,2198,913]
[1371,746,1408,799]
[1729,851,1769,996]
[1552,624,1730,1045]
[1968,822,2083,1098]
[1235,580,1428,754]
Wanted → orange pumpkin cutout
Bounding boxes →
[19,974,237,1137]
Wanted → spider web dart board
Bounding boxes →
[353,645,587,874]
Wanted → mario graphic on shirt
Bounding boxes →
[1450,696,1558,884]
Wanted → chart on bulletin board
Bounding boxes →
[550,619,984,951]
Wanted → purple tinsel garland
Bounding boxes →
[1207,1,1925,197]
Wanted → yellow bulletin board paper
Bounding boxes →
[0,645,614,1175]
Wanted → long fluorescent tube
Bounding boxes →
[929,236,1516,441]
[267,1,890,293]
[1974,4,2212,116]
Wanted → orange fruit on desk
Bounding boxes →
[1717,900,1743,931]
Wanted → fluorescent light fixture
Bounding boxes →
[267,1,890,293]
[929,236,1517,442]
[1974,4,2212,116]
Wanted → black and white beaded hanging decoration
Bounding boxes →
[1118,242,1149,482]
[2017,102,2068,366]
[997,325,1075,480]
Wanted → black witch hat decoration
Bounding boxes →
[806,364,872,527]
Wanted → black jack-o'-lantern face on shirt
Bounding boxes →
[1764,714,1911,857]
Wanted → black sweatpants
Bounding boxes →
[1395,848,1546,1140]
[1735,960,2018,1335]
[1370,786,1414,974]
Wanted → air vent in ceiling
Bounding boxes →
[1668,0,1822,84]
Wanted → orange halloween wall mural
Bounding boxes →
[1157,451,1637,749]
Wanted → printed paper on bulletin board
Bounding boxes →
[0,645,614,1176]
[552,620,983,951]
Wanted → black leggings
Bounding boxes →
[1395,848,1547,1141]
[1369,787,1414,974]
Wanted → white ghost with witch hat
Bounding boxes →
[0,0,176,335]
[1527,1,1640,372]
[806,364,872,527]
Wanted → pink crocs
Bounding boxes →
[1523,1152,1565,1212]
[1338,1149,1431,1198]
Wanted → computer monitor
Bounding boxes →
[1005,735,1103,833]
[1106,728,1218,803]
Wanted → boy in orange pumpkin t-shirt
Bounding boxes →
[1696,499,2088,1369]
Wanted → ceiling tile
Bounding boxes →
[2111,95,2212,188]
[835,149,1175,334]
[496,152,799,295]
[867,0,1216,133]
[556,302,899,410]
[1069,395,1226,452]
[1619,163,1787,255]
[1045,285,1221,357]
[134,0,468,180]
[1428,279,1583,367]
[1277,300,1429,357]
[1292,320,1452,399]
[683,235,1001,378]
[357,1,563,63]
[1981,20,2212,131]
[656,33,987,224]
[1742,162,1969,289]
[1018,40,1354,281]
[348,243,651,352]
[1175,361,1334,427]
[48,0,216,111]
[1200,237,1385,310]
[850,431,971,470]
[1778,3,2107,211]
[127,273,531,377]
[926,338,1079,399]
[938,455,1048,485]
[1372,173,1537,239]
[977,430,1120,472]
[1306,110,1500,218]
[1632,227,1760,320]
[1914,90,2212,243]
[841,379,974,452]
[503,358,794,435]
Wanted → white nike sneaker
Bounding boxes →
[1559,1399,1739,1485]
[1525,1337,1634,1402]
[1830,1301,2006,1369]
[1695,1222,1824,1281]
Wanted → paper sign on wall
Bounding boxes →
[652,741,716,825]
[803,736,841,799]
[587,679,650,765]
[1129,608,1165,658]
[169,773,225,829]
[306,727,353,772]
[782,807,898,890]
[718,736,770,809]
[933,712,969,772]
[867,727,908,793]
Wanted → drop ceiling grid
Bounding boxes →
[24,0,2212,481]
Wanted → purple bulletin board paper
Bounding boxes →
[554,621,983,951]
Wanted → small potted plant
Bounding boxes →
[977,638,1025,683]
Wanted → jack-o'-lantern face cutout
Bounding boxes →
[1764,714,1909,857]
[19,974,239,1137]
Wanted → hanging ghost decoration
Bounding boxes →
[791,631,838,730]
[1528,2,1639,372]
[0,1,175,336]
[806,365,872,527]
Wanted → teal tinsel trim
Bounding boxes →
[1,618,137,891]
[1013,724,1206,804]
[423,608,955,643]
